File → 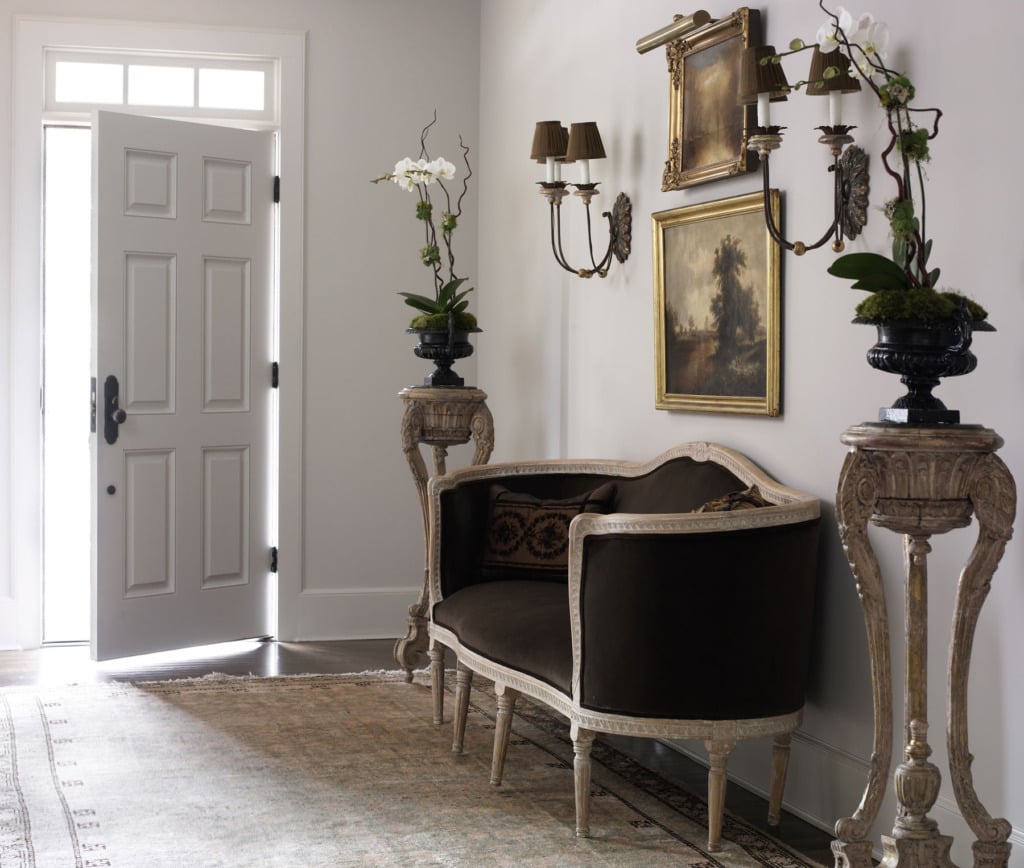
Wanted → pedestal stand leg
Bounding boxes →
[833,449,895,867]
[394,568,429,682]
[946,454,1016,867]
[395,401,432,678]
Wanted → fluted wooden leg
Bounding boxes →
[428,644,445,725]
[768,732,792,826]
[571,725,597,838]
[705,737,736,852]
[490,683,519,786]
[451,663,473,754]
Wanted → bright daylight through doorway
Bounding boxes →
[43,125,92,642]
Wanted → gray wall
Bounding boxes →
[476,0,1024,860]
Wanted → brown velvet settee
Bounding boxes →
[425,442,820,851]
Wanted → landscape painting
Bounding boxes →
[653,190,780,415]
[661,8,759,190]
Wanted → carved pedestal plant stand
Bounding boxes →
[833,424,1015,868]
[393,387,493,700]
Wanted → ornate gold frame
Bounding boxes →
[661,8,760,190]
[653,190,781,415]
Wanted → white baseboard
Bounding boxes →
[286,586,420,641]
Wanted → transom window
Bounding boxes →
[46,50,275,122]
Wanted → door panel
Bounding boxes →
[93,110,274,660]
[203,257,251,411]
[202,445,250,588]
[124,252,176,411]
[124,449,175,597]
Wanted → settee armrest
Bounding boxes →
[567,502,820,721]
[428,460,621,604]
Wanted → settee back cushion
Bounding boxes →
[612,458,745,514]
[439,456,747,598]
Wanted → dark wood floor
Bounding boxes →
[0,639,835,864]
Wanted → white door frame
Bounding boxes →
[5,17,306,649]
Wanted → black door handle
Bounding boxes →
[103,374,127,445]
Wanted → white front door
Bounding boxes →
[92,111,275,661]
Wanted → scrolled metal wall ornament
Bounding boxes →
[838,144,870,238]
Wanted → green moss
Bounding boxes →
[409,311,478,331]
[854,288,988,324]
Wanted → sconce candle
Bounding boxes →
[757,92,771,128]
[828,91,842,126]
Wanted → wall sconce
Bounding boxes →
[739,45,870,256]
[531,120,632,279]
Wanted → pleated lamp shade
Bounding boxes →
[565,122,606,162]
[806,47,862,94]
[738,45,790,105]
[557,126,574,163]
[530,121,568,160]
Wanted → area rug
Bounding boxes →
[0,671,824,867]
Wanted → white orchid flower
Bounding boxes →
[427,158,457,182]
[393,174,416,192]
[845,16,890,80]
[816,9,890,81]
[816,5,853,53]
[857,19,890,64]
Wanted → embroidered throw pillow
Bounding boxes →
[481,483,616,581]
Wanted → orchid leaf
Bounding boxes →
[928,267,941,286]
[436,284,456,307]
[828,252,910,289]
[398,292,442,313]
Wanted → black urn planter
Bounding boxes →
[860,311,994,424]
[408,325,481,387]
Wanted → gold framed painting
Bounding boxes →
[653,190,781,415]
[661,8,760,190]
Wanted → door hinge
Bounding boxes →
[273,175,280,203]
[90,376,97,433]
[270,546,279,573]
[271,361,279,388]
